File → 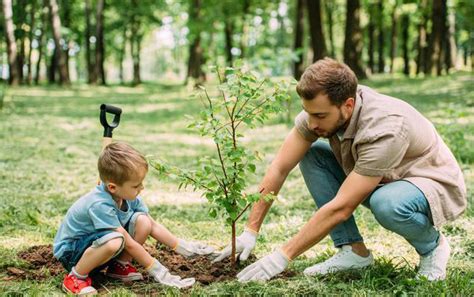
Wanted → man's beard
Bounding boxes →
[317,111,347,138]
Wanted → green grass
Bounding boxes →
[0,72,473,295]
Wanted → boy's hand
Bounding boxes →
[174,239,215,258]
[147,259,195,288]
[212,229,257,263]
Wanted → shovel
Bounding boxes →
[98,104,122,184]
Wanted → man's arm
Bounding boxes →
[281,171,382,259]
[247,128,312,232]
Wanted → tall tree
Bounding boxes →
[377,0,385,72]
[95,0,106,85]
[16,0,27,83]
[26,0,37,84]
[186,0,206,84]
[367,1,376,74]
[2,0,20,85]
[416,0,429,75]
[401,14,410,75]
[48,0,70,84]
[223,8,234,66]
[324,0,335,57]
[84,0,95,83]
[427,0,445,75]
[445,7,457,70]
[307,0,327,61]
[389,1,399,73]
[240,0,251,59]
[293,0,305,80]
[34,3,47,84]
[343,0,367,79]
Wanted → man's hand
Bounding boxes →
[212,229,257,263]
[147,259,195,289]
[237,250,289,282]
[174,239,215,258]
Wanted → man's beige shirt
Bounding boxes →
[295,85,467,227]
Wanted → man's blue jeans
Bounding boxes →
[299,141,440,256]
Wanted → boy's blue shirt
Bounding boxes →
[53,183,148,259]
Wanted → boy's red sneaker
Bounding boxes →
[106,260,143,281]
[62,274,97,296]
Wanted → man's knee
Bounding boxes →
[369,193,400,227]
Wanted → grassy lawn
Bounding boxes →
[0,72,473,295]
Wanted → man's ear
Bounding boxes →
[343,97,355,114]
[107,182,118,193]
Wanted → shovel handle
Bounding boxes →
[100,104,122,138]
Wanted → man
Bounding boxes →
[213,58,466,282]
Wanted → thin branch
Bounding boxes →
[235,203,251,222]
[234,79,266,119]
[234,97,271,130]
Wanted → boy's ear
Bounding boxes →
[106,182,118,193]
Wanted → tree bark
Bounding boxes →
[307,0,327,62]
[343,0,366,79]
[377,0,385,73]
[119,27,127,84]
[35,2,47,84]
[60,0,70,79]
[324,0,335,58]
[186,0,205,84]
[17,0,28,83]
[401,14,409,76]
[240,0,250,59]
[129,0,141,85]
[427,0,443,75]
[445,5,456,71]
[47,0,70,84]
[389,1,398,74]
[367,2,375,74]
[95,0,106,85]
[416,0,428,75]
[224,17,234,66]
[293,0,305,80]
[26,0,37,84]
[84,0,95,83]
[2,0,20,85]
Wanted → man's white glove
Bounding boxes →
[147,259,195,289]
[237,249,289,282]
[212,229,257,263]
[174,238,215,258]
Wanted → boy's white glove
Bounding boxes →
[147,259,195,289]
[212,228,257,263]
[237,249,289,282]
[174,238,215,258]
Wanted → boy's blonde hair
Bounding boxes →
[98,142,148,185]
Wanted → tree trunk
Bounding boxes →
[26,0,37,84]
[324,0,335,58]
[2,0,20,85]
[48,0,70,84]
[307,0,327,62]
[95,0,106,85]
[186,0,205,84]
[48,47,58,83]
[224,17,234,66]
[416,0,428,75]
[389,1,398,74]
[132,34,142,85]
[437,0,448,75]
[377,0,385,73]
[84,0,95,84]
[240,0,250,59]
[445,5,456,71]
[119,27,127,84]
[402,14,409,76]
[293,0,305,80]
[17,0,27,83]
[35,2,47,84]
[60,0,70,79]
[428,0,443,75]
[367,2,375,74]
[343,0,366,79]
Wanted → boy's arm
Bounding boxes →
[148,217,178,248]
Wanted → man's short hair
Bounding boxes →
[296,57,358,106]
[98,142,148,185]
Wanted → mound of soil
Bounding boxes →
[5,243,296,292]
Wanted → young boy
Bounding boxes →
[54,142,214,295]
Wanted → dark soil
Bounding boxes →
[5,244,296,292]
